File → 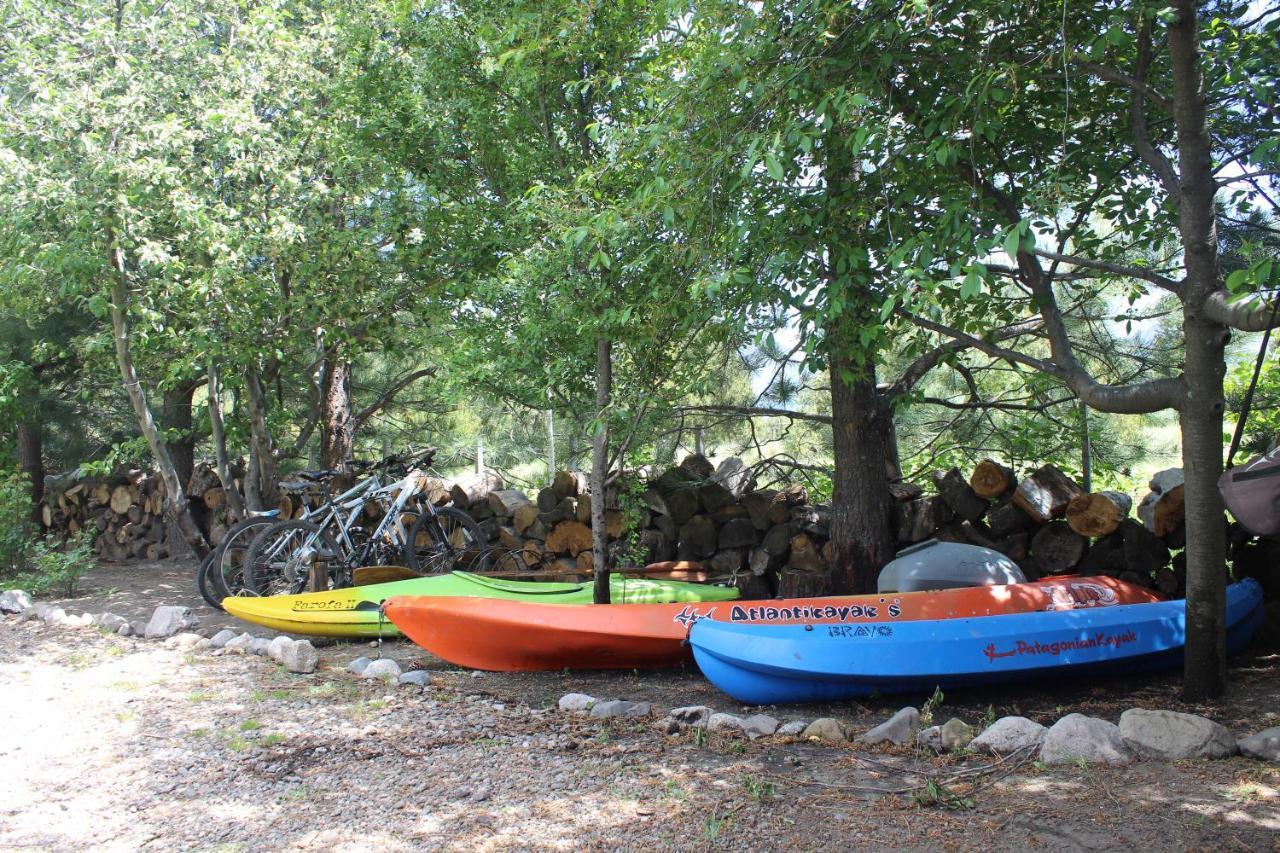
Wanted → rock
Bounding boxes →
[143,605,198,639]
[248,638,273,656]
[1238,727,1280,762]
[590,700,651,719]
[398,670,431,687]
[267,636,294,663]
[1040,714,1131,766]
[94,613,129,633]
[130,621,148,637]
[19,604,47,621]
[116,622,133,636]
[283,640,319,674]
[42,607,67,625]
[655,717,683,735]
[916,726,943,752]
[1119,709,1236,760]
[346,656,372,676]
[862,707,920,746]
[625,702,652,717]
[209,629,238,649]
[223,633,255,654]
[971,716,1048,755]
[558,693,595,712]
[777,721,808,737]
[60,612,95,628]
[668,705,713,728]
[0,589,33,614]
[194,638,212,650]
[164,632,206,651]
[707,713,744,733]
[802,718,846,742]
[362,659,401,681]
[742,714,779,740]
[940,718,974,751]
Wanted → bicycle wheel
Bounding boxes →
[196,550,222,611]
[350,510,420,569]
[244,519,344,596]
[210,516,280,601]
[404,507,489,574]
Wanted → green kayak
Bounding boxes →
[221,570,740,637]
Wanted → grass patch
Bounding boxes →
[239,719,263,732]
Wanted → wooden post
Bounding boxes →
[1080,401,1093,493]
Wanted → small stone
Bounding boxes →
[742,714,779,740]
[655,717,683,735]
[1119,709,1237,760]
[62,612,95,628]
[971,716,1048,755]
[707,713,744,733]
[624,702,651,718]
[143,605,198,639]
[916,725,943,752]
[130,621,148,637]
[777,721,807,737]
[346,657,372,676]
[1041,714,1131,766]
[267,636,294,663]
[94,613,129,633]
[470,670,484,678]
[248,638,273,656]
[0,589,33,614]
[398,670,431,687]
[283,640,319,674]
[669,705,713,728]
[116,622,133,637]
[209,629,238,649]
[1238,727,1280,762]
[940,718,974,751]
[164,632,206,650]
[223,633,255,654]
[194,638,212,650]
[362,659,401,681]
[558,693,595,712]
[590,700,634,719]
[42,607,67,625]
[861,707,920,747]
[802,718,846,742]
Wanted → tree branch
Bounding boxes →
[1071,57,1173,114]
[1032,249,1182,292]
[1129,17,1181,197]
[886,317,1044,399]
[353,368,436,429]
[1202,291,1280,332]
[678,404,833,426]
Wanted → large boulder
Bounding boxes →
[0,589,33,614]
[1119,709,1237,760]
[1237,726,1280,762]
[803,718,847,742]
[1040,714,1131,766]
[861,707,920,747]
[282,640,319,674]
[971,716,1048,755]
[143,605,198,639]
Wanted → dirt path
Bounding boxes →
[1,559,1277,850]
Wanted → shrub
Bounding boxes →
[0,468,35,576]
[6,532,94,598]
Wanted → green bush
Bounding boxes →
[6,532,94,598]
[0,468,35,576]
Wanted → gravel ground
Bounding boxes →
[1,561,1278,851]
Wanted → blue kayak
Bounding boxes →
[688,579,1265,705]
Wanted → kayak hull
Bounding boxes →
[221,571,739,637]
[688,579,1265,704]
[383,575,1162,671]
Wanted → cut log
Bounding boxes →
[126,505,143,524]
[678,515,719,559]
[892,496,953,543]
[575,493,592,523]
[741,490,778,530]
[488,489,532,517]
[986,498,1036,537]
[677,453,714,478]
[761,523,792,557]
[545,520,593,557]
[1136,468,1185,537]
[575,550,594,574]
[993,530,1031,562]
[1119,518,1170,574]
[637,529,675,564]
[498,525,524,550]
[970,459,1017,499]
[712,457,756,499]
[605,509,625,539]
[774,483,808,507]
[697,481,736,514]
[718,517,758,550]
[40,504,53,527]
[888,482,924,503]
[1065,491,1133,538]
[203,487,226,510]
[790,506,831,538]
[748,546,781,576]
[90,483,112,506]
[109,485,133,515]
[449,471,504,509]
[708,549,744,575]
[777,568,829,598]
[930,468,988,522]
[787,532,825,572]
[1012,464,1085,523]
[513,504,540,536]
[552,470,588,500]
[1029,521,1086,574]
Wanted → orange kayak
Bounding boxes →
[383,576,1162,672]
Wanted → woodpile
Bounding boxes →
[36,452,1218,600]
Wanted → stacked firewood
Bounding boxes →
[891,460,1187,595]
[38,467,174,562]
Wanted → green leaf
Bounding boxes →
[765,153,784,182]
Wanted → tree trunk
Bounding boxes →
[207,363,246,521]
[1169,0,1228,701]
[16,419,43,526]
[591,337,612,604]
[320,353,355,484]
[242,367,279,510]
[161,380,198,492]
[107,240,208,558]
[828,350,896,594]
